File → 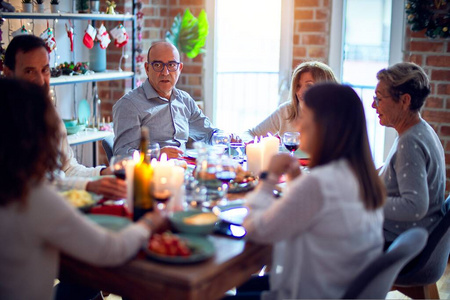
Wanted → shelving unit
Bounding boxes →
[1,10,135,165]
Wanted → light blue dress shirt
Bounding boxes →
[112,79,217,155]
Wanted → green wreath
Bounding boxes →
[405,0,449,38]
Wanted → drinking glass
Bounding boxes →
[146,142,160,161]
[212,131,231,154]
[109,155,132,180]
[282,132,300,157]
[151,175,171,210]
[215,155,237,183]
[228,142,246,163]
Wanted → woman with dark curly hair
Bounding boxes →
[0,78,166,299]
[373,62,446,245]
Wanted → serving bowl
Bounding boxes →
[66,124,86,135]
[169,210,219,235]
[63,119,78,128]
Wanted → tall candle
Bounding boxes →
[261,134,279,170]
[125,150,140,211]
[167,165,185,212]
[246,137,263,175]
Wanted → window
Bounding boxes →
[329,0,403,167]
[205,0,292,134]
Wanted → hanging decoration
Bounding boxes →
[65,22,74,52]
[40,22,56,53]
[96,24,111,49]
[110,23,128,47]
[83,23,97,49]
[11,24,29,37]
[135,1,145,87]
[405,0,450,38]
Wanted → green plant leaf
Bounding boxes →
[166,9,209,59]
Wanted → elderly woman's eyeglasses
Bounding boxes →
[373,96,381,106]
[149,61,180,72]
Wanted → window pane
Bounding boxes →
[342,0,392,167]
[215,0,281,133]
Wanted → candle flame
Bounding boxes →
[160,153,168,162]
[132,150,140,162]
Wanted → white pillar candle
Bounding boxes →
[125,150,140,210]
[246,137,263,175]
[261,134,279,170]
[167,165,185,212]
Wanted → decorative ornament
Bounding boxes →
[40,24,56,53]
[106,1,116,15]
[405,0,450,38]
[135,1,145,87]
[96,24,111,49]
[11,25,29,37]
[83,23,97,49]
[110,24,128,47]
[65,23,74,52]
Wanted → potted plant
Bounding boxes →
[34,0,45,13]
[22,0,33,13]
[166,9,209,59]
[50,0,59,13]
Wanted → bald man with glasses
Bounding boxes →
[113,41,218,159]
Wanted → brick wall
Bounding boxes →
[97,0,205,164]
[403,28,450,195]
[292,0,331,67]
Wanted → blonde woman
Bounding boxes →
[245,61,338,139]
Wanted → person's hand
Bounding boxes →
[100,167,113,176]
[86,177,127,200]
[268,153,301,181]
[138,209,170,233]
[160,146,184,159]
[230,133,242,143]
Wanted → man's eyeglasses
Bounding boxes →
[149,61,180,72]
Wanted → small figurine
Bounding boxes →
[106,1,116,15]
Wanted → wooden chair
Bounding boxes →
[342,227,428,299]
[392,196,450,299]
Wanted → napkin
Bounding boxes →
[90,203,131,218]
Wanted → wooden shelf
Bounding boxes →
[50,70,134,86]
[0,12,135,21]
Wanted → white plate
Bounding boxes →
[218,206,249,225]
[185,149,198,158]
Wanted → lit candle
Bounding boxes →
[246,137,263,175]
[125,150,140,210]
[167,165,185,212]
[261,133,279,170]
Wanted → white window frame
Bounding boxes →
[329,0,404,162]
[204,0,293,123]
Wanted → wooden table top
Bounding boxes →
[59,234,271,300]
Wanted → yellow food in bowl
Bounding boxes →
[61,189,94,207]
[183,213,218,225]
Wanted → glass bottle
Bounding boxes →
[133,126,154,221]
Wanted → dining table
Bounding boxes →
[58,189,272,300]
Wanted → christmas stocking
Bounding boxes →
[11,25,28,38]
[96,24,111,49]
[110,24,128,48]
[66,23,74,52]
[83,24,97,49]
[40,27,56,53]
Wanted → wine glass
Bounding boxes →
[110,155,132,180]
[282,132,300,157]
[151,175,172,210]
[212,131,231,154]
[215,155,237,184]
[146,142,160,161]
